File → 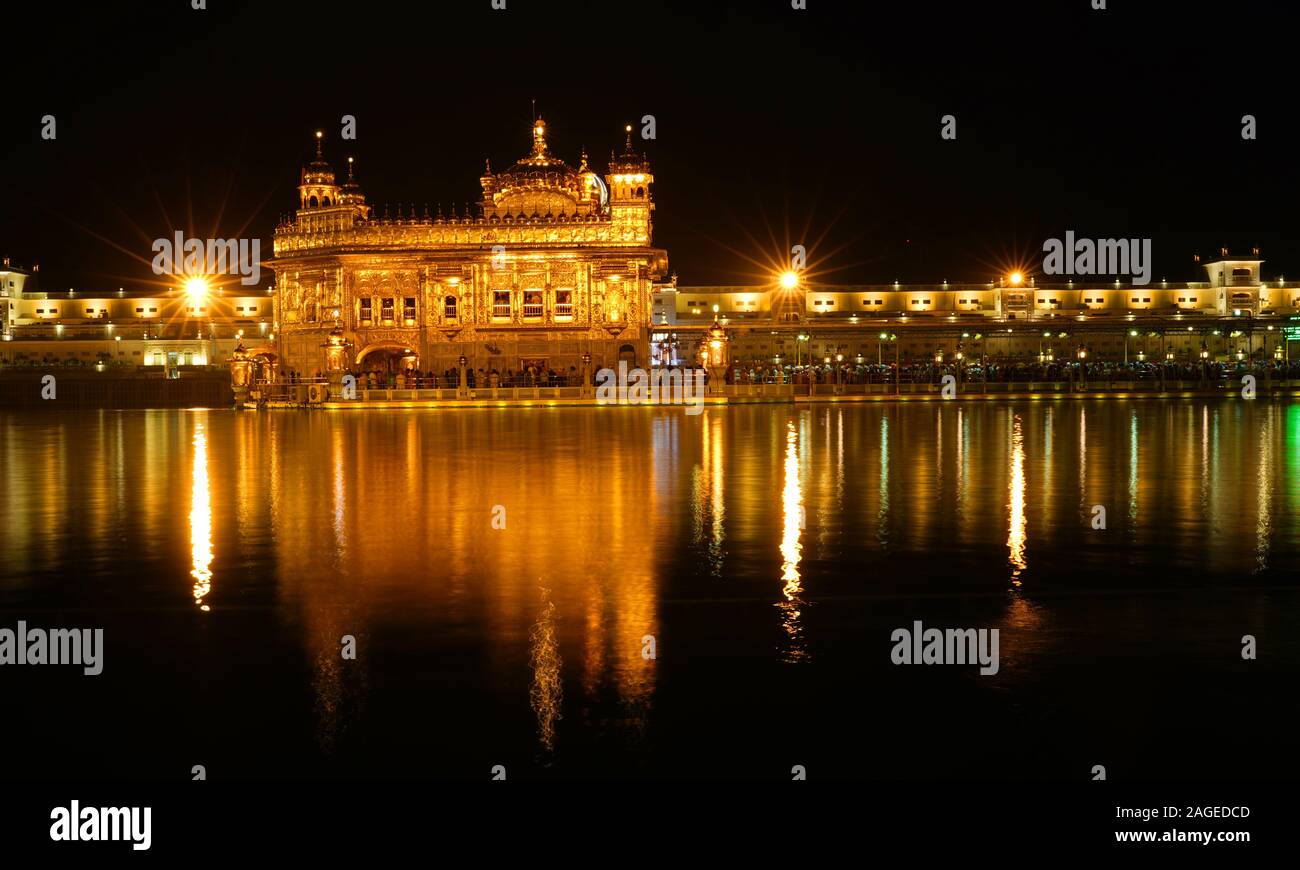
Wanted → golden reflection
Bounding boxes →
[189,419,213,612]
[1128,410,1139,523]
[1008,412,1027,586]
[1256,406,1273,573]
[1043,406,1053,505]
[956,407,966,515]
[878,414,891,548]
[529,589,563,754]
[710,413,724,562]
[997,591,1046,673]
[1201,404,1210,510]
[331,422,347,556]
[1078,406,1087,509]
[936,406,943,491]
[692,412,726,576]
[777,420,807,663]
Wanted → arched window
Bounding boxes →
[636,187,644,198]
[444,295,458,319]
[322,196,331,207]
[308,195,319,207]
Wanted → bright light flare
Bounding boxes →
[184,277,210,303]
[780,271,799,290]
[1009,271,1024,286]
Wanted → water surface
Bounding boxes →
[3,401,1299,780]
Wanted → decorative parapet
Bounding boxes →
[273,214,651,255]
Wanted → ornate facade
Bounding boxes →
[268,120,668,376]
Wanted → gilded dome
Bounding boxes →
[481,118,601,218]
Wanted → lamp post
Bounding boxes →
[705,311,729,393]
[581,351,592,397]
[1077,344,1088,389]
[893,335,901,395]
[458,353,468,398]
[230,343,252,408]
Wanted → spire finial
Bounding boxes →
[315,130,323,158]
[532,116,548,157]
[485,158,492,175]
[624,123,634,152]
[579,147,589,172]
[347,156,355,182]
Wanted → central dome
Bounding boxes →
[480,118,603,218]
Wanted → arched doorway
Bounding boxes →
[245,346,280,383]
[618,343,637,366]
[356,342,420,379]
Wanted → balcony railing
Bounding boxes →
[522,303,544,318]
[492,304,511,319]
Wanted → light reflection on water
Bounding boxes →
[1008,411,1026,587]
[3,401,1300,775]
[777,419,806,663]
[189,417,212,612]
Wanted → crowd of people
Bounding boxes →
[271,361,592,387]
[721,357,1300,386]
[260,357,1300,394]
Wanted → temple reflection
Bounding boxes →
[8,398,1300,771]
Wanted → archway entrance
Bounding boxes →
[356,344,419,373]
[356,343,420,387]
[618,343,637,366]
[246,346,280,383]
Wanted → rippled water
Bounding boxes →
[3,402,1299,780]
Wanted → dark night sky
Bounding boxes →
[4,0,1296,292]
